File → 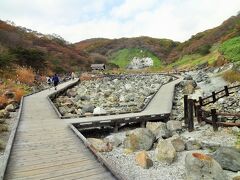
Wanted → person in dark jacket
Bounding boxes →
[52,74,59,90]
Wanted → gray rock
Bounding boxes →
[104,135,122,147]
[5,104,15,112]
[87,138,113,152]
[185,152,228,180]
[184,75,193,80]
[135,151,153,169]
[80,95,90,101]
[66,89,77,97]
[185,139,202,150]
[146,122,170,139]
[93,107,107,115]
[58,106,69,115]
[166,120,182,132]
[82,104,95,113]
[0,109,10,119]
[168,135,185,152]
[232,126,240,134]
[155,139,176,164]
[123,128,155,151]
[212,147,240,172]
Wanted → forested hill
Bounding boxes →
[0,20,91,74]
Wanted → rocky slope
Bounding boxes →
[55,74,173,116]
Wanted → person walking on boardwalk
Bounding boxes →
[52,74,59,90]
[71,72,76,80]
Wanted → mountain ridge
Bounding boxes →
[0,14,240,73]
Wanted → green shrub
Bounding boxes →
[196,44,211,55]
[0,51,15,68]
[10,47,46,70]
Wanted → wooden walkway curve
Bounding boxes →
[66,76,183,124]
[4,80,115,180]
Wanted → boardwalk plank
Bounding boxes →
[5,80,114,180]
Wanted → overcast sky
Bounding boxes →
[0,0,239,43]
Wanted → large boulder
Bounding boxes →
[166,120,182,132]
[168,135,185,152]
[0,109,10,119]
[185,152,228,180]
[135,151,153,169]
[87,138,113,152]
[104,135,122,147]
[155,139,176,164]
[146,122,170,139]
[212,147,240,172]
[123,128,155,151]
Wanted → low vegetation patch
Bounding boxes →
[219,36,240,62]
[110,48,162,68]
[15,66,35,85]
[168,46,220,70]
[222,70,240,83]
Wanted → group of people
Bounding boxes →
[46,72,76,90]
[46,74,60,90]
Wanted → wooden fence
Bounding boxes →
[184,84,240,131]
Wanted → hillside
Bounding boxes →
[0,20,91,74]
[75,14,240,69]
[0,13,240,74]
[109,48,162,68]
[75,37,179,65]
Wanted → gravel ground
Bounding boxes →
[0,111,18,159]
[181,123,237,148]
[100,123,238,180]
[101,139,211,180]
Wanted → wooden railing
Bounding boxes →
[184,84,240,131]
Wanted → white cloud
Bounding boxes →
[0,0,240,43]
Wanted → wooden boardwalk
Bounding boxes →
[5,80,115,180]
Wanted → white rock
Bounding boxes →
[93,107,107,115]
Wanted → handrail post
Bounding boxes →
[184,95,188,127]
[193,100,197,117]
[188,99,194,132]
[211,109,218,131]
[114,122,118,133]
[199,97,203,106]
[196,105,202,123]
[212,92,216,103]
[224,86,229,96]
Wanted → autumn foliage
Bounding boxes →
[13,88,25,102]
[15,67,35,85]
